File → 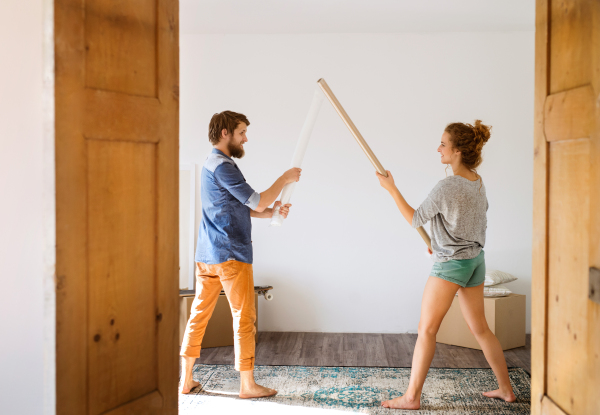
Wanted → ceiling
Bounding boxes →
[180,0,535,35]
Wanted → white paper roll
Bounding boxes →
[271,88,325,227]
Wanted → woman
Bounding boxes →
[377,121,516,410]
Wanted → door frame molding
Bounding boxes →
[531,0,550,413]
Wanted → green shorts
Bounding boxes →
[430,250,485,288]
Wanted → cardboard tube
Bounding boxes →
[317,78,387,176]
[317,78,432,251]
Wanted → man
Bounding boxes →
[180,111,301,398]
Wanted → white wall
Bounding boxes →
[181,32,534,333]
[0,0,54,414]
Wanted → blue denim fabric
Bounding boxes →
[195,149,260,265]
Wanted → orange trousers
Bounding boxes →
[180,261,256,371]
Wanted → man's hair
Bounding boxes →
[208,111,250,145]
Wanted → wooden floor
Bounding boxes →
[197,332,531,374]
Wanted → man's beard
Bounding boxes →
[228,141,245,159]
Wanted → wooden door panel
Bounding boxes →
[549,0,593,94]
[542,396,568,415]
[85,0,158,97]
[103,391,163,415]
[88,140,158,414]
[547,138,590,413]
[84,90,162,143]
[544,86,595,142]
[56,0,178,414]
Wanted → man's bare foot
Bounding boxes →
[381,394,420,410]
[239,383,277,399]
[179,379,200,394]
[483,388,516,402]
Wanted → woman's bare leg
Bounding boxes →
[457,284,516,402]
[382,276,460,409]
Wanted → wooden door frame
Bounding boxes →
[531,0,550,413]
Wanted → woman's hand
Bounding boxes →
[427,247,433,255]
[272,201,292,218]
[376,170,397,193]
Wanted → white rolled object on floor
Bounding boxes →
[270,88,325,227]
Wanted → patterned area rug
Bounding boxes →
[179,364,530,414]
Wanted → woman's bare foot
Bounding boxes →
[179,379,200,394]
[483,388,516,402]
[381,395,420,410]
[239,383,277,399]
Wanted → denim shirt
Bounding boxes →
[195,149,261,265]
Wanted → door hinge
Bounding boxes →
[590,267,600,304]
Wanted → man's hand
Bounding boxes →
[282,168,302,184]
[376,170,397,193]
[253,202,292,219]
[272,201,292,218]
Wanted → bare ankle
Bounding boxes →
[403,389,420,402]
[239,369,256,389]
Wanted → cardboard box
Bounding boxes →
[436,293,526,350]
[179,293,258,348]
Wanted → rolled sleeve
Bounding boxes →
[244,191,260,210]
[214,163,257,206]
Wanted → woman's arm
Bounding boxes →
[376,171,415,225]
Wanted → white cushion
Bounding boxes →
[484,269,517,286]
[484,284,512,297]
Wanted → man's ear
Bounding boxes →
[221,128,229,141]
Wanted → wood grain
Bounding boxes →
[55,0,179,413]
[534,0,600,414]
[197,332,531,374]
[85,0,158,97]
[588,4,600,414]
[544,85,595,142]
[531,0,550,412]
[541,396,568,415]
[88,140,158,413]
[547,139,591,414]
[549,0,593,94]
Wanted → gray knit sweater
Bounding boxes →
[412,175,488,262]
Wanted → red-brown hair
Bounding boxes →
[445,120,491,171]
[208,111,250,145]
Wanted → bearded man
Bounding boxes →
[179,111,301,398]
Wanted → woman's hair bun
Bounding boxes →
[472,120,492,151]
[472,120,491,149]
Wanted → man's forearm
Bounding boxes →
[250,209,272,218]
[390,188,415,225]
[256,176,287,212]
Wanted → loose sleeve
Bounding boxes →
[412,188,441,228]
[214,163,260,209]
